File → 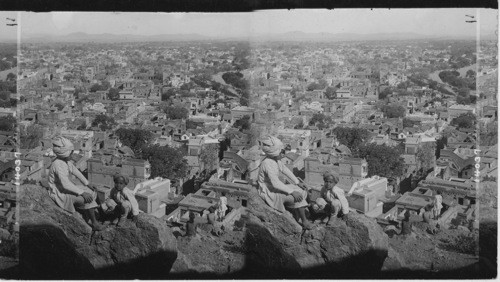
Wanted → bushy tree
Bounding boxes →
[417,142,436,172]
[161,88,176,101]
[272,101,282,110]
[199,143,220,172]
[233,115,252,131]
[451,112,476,129]
[54,103,65,111]
[5,73,15,82]
[141,144,189,180]
[356,143,405,179]
[107,88,120,101]
[403,118,420,128]
[115,128,155,156]
[382,103,406,118]
[0,116,16,132]
[164,106,189,120]
[332,127,370,154]
[91,114,116,131]
[20,124,44,149]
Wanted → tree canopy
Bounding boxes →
[233,115,252,131]
[141,144,189,180]
[451,112,476,129]
[306,79,328,91]
[0,116,16,132]
[355,143,405,179]
[164,106,189,120]
[332,127,370,154]
[115,128,155,156]
[91,114,116,131]
[382,103,406,118]
[309,113,331,129]
[199,143,220,172]
[107,88,120,101]
[20,124,44,149]
[416,142,436,172]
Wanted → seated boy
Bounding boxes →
[321,172,350,226]
[107,174,140,227]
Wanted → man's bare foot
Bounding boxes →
[302,221,315,230]
[91,223,106,231]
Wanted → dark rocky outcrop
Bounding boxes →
[170,190,389,278]
[245,192,389,278]
[19,184,177,279]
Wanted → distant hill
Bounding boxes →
[21,31,489,43]
[22,32,212,43]
[248,31,481,42]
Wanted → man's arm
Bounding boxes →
[53,161,84,196]
[263,160,294,195]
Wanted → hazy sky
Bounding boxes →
[0,9,497,41]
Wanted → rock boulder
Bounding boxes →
[19,184,177,279]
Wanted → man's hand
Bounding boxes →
[291,191,303,203]
[81,192,94,204]
[87,184,98,191]
[297,182,308,190]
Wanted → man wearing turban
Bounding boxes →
[257,135,314,230]
[48,136,105,231]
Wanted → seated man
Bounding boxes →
[48,136,104,231]
[321,172,350,226]
[400,210,413,236]
[257,135,313,230]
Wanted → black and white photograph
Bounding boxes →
[0,8,497,279]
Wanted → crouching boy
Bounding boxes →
[106,174,140,226]
[321,172,350,226]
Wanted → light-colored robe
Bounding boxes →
[321,185,350,215]
[109,187,140,216]
[257,158,307,212]
[48,159,97,213]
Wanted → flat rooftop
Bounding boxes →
[396,192,433,209]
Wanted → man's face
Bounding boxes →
[277,149,286,160]
[324,175,336,190]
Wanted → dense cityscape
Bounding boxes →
[0,10,497,279]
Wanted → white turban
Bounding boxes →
[52,136,74,159]
[259,135,284,157]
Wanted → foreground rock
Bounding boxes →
[173,190,389,278]
[19,184,177,279]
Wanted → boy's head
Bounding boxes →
[425,204,434,211]
[189,211,196,221]
[113,174,129,191]
[208,206,216,213]
[323,171,339,190]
